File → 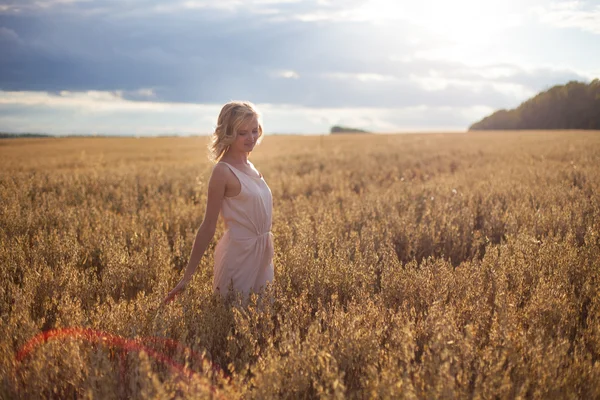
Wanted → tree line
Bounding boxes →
[0,133,52,138]
[469,79,600,130]
[330,125,370,134]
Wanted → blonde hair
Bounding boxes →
[208,101,264,162]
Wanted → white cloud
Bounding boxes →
[0,90,486,135]
[151,1,239,13]
[131,88,156,98]
[474,65,523,79]
[271,70,300,79]
[0,90,197,112]
[0,0,90,13]
[489,82,537,100]
[0,26,21,42]
[407,67,537,100]
[149,0,303,15]
[533,1,600,34]
[324,73,398,82]
[37,0,90,8]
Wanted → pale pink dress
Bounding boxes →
[213,161,274,296]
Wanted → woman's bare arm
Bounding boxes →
[163,164,228,303]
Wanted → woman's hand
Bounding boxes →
[163,279,188,304]
[161,164,227,306]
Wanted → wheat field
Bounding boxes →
[1,131,599,399]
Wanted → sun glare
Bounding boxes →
[351,0,527,66]
[355,0,522,45]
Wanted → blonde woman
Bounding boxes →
[163,101,274,303]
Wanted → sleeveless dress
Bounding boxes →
[212,161,274,296]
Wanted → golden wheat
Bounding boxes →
[1,131,599,399]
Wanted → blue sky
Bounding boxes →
[0,0,599,135]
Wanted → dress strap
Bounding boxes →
[220,162,245,181]
[220,161,262,180]
[248,161,264,179]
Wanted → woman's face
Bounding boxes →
[232,116,260,154]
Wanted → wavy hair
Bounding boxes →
[208,101,263,162]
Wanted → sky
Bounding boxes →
[0,0,599,135]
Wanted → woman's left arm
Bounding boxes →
[163,164,228,303]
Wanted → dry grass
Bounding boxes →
[1,130,599,399]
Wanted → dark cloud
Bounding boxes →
[0,1,593,111]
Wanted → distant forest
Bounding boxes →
[470,80,600,130]
[0,133,52,138]
[330,125,370,134]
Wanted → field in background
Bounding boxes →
[1,131,599,398]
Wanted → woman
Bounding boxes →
[163,101,274,303]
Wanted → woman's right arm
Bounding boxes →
[163,164,228,303]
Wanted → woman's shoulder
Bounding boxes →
[214,161,229,170]
[212,161,237,181]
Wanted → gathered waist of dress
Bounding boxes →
[226,225,272,240]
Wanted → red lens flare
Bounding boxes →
[15,327,231,397]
